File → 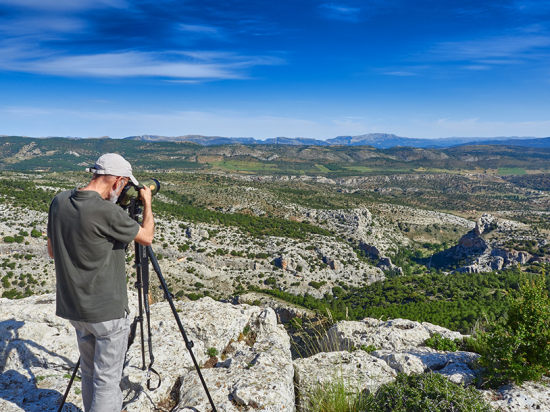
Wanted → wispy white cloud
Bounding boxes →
[410,117,550,138]
[178,24,219,35]
[384,71,416,76]
[319,3,361,21]
[0,0,128,11]
[511,1,550,14]
[0,16,87,36]
[0,48,284,79]
[427,31,550,63]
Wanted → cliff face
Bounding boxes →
[1,294,549,411]
[448,214,548,273]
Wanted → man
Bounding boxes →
[47,153,154,412]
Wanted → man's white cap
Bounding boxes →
[86,153,139,185]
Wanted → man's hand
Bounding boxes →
[138,185,152,206]
[134,184,154,246]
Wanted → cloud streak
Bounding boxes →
[429,33,550,62]
[0,48,284,79]
[319,3,361,21]
[0,0,128,11]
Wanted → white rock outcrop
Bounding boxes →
[293,350,395,408]
[0,294,82,411]
[2,293,548,412]
[323,318,463,351]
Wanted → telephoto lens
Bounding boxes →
[117,178,160,207]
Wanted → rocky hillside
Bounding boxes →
[439,213,550,273]
[1,294,549,411]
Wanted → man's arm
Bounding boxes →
[134,186,154,246]
[47,238,54,258]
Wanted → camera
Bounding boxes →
[117,178,160,207]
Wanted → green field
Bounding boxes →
[343,166,373,173]
[210,160,278,172]
[498,167,526,175]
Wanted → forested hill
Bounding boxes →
[1,135,549,175]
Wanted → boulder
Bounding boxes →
[436,363,476,385]
[175,307,295,411]
[293,351,396,408]
[371,348,479,376]
[324,318,457,351]
[483,379,550,411]
[475,214,496,236]
[122,297,275,411]
[0,294,82,411]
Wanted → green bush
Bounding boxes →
[188,293,203,301]
[31,229,42,238]
[479,271,550,387]
[350,344,377,354]
[366,373,493,411]
[424,333,460,352]
[309,280,327,289]
[3,236,14,243]
[14,235,24,243]
[206,347,219,358]
[301,376,369,412]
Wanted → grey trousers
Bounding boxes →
[70,315,130,412]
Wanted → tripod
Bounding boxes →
[58,199,217,412]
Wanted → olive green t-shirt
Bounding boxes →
[48,189,139,323]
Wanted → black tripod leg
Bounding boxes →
[134,241,146,370]
[146,246,218,412]
[57,357,80,412]
[141,247,161,390]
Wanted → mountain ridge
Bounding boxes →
[123,133,550,148]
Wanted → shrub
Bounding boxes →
[206,347,219,358]
[14,235,24,243]
[3,236,14,243]
[188,293,202,301]
[358,344,376,354]
[366,373,493,411]
[424,333,460,352]
[309,281,327,289]
[301,377,368,412]
[479,271,550,387]
[30,229,42,238]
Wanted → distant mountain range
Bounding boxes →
[3,133,549,149]
[123,133,550,149]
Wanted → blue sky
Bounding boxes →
[0,0,549,139]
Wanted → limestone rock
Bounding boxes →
[436,362,476,385]
[0,294,83,411]
[324,318,441,351]
[232,293,315,324]
[122,297,266,411]
[175,307,295,412]
[371,348,479,375]
[421,322,464,341]
[483,379,550,411]
[293,351,396,408]
[475,214,496,236]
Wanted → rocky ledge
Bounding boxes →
[1,294,549,411]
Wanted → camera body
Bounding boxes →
[117,178,160,207]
